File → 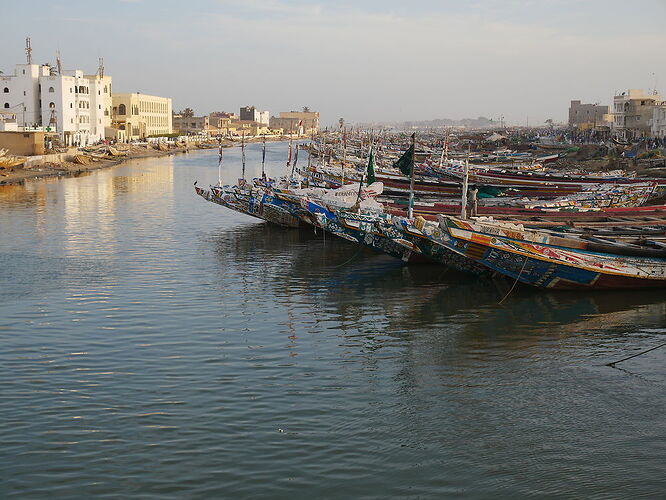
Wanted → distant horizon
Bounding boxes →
[2,0,664,128]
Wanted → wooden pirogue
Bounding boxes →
[427,216,666,289]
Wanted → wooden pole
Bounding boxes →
[408,133,415,219]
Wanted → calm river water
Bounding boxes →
[1,143,666,499]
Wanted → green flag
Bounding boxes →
[393,143,414,177]
[367,147,376,185]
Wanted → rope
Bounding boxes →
[606,341,666,367]
[498,255,529,305]
[330,244,364,268]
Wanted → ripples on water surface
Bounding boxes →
[1,144,665,498]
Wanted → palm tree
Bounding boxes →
[180,108,194,117]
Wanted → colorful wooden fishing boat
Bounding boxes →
[437,216,666,289]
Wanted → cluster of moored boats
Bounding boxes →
[195,132,666,290]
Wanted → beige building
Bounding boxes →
[269,111,319,135]
[112,92,172,140]
[219,119,272,137]
[173,115,209,134]
[568,100,611,129]
[0,130,53,155]
[612,89,661,139]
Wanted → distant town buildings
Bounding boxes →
[111,92,173,141]
[209,111,237,123]
[567,90,665,140]
[2,39,326,150]
[612,89,662,139]
[240,105,269,126]
[568,100,611,129]
[172,114,209,135]
[269,110,320,135]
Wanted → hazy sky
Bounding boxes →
[2,0,665,126]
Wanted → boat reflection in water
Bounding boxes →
[207,220,666,359]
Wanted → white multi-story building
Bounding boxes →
[86,74,113,140]
[1,63,50,128]
[652,102,666,139]
[1,59,111,145]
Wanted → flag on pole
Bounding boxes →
[393,135,415,177]
[367,146,376,185]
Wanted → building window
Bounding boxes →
[3,103,8,108]
[118,104,126,115]
[104,85,107,94]
[70,103,73,108]
[49,102,55,108]
[2,87,8,93]
[48,87,54,93]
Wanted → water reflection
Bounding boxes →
[1,147,666,498]
[209,220,666,359]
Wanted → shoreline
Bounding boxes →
[0,136,292,186]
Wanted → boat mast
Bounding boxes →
[241,131,246,180]
[408,132,416,219]
[261,134,266,180]
[439,131,449,167]
[461,147,470,219]
[342,127,346,185]
[218,137,223,186]
[308,131,313,170]
[291,141,299,178]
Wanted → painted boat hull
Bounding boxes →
[441,218,666,290]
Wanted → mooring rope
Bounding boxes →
[498,255,529,305]
[330,245,364,268]
[606,341,666,367]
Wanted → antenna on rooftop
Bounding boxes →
[98,57,104,78]
[56,51,62,75]
[25,37,32,64]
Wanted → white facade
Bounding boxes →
[87,75,113,139]
[1,62,111,145]
[1,63,50,128]
[653,102,666,139]
[257,110,270,126]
